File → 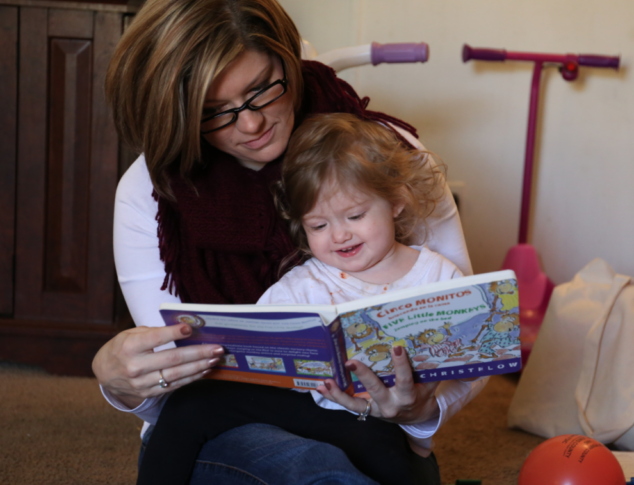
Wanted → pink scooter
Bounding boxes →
[462,45,620,365]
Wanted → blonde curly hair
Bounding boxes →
[274,113,446,257]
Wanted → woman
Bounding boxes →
[93,0,483,483]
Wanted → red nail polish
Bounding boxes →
[394,346,403,356]
[346,362,357,372]
[325,382,332,391]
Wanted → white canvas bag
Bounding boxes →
[508,258,634,449]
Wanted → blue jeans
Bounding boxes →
[140,423,380,485]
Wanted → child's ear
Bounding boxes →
[392,188,408,218]
[392,200,406,218]
[392,186,410,218]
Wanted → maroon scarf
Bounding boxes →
[156,60,418,304]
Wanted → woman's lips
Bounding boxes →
[243,125,274,150]
[336,243,363,258]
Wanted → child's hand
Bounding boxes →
[316,346,440,425]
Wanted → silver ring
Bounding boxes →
[357,398,373,421]
[158,370,169,389]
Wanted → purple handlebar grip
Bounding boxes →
[578,55,620,70]
[462,44,506,63]
[371,42,429,65]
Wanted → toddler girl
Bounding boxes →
[137,113,464,485]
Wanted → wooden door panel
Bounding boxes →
[45,38,93,294]
[0,6,17,315]
[16,8,119,325]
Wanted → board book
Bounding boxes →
[161,270,522,395]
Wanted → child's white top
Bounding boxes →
[258,246,487,455]
[257,246,461,306]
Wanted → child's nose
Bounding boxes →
[332,225,352,243]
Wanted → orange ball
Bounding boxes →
[519,434,625,485]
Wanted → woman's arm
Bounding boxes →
[93,156,222,416]
[399,376,488,453]
[319,349,488,425]
[316,349,488,455]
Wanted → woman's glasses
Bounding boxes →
[200,66,288,134]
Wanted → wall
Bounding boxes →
[279,0,634,283]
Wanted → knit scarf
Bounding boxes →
[156,60,418,304]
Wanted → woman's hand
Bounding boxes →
[92,324,224,409]
[316,346,439,425]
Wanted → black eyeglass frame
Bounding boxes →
[200,64,288,134]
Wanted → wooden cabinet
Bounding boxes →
[0,0,141,376]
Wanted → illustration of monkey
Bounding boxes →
[485,280,519,322]
[365,343,394,373]
[407,322,464,358]
[341,306,386,352]
[470,313,520,358]
[345,323,378,351]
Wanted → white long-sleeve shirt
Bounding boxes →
[103,127,479,449]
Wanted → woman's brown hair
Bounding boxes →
[275,113,446,257]
[105,0,303,199]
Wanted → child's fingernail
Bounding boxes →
[208,358,219,366]
[325,382,332,391]
[180,325,192,335]
[202,369,211,376]
[394,346,403,356]
[212,347,225,357]
[346,362,357,372]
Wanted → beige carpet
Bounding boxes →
[434,374,545,483]
[0,363,140,485]
[0,362,544,484]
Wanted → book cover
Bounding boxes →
[160,270,521,394]
[161,308,353,393]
